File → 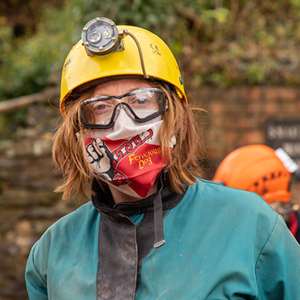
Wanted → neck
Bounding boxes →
[107,180,159,204]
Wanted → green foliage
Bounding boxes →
[1,0,300,103]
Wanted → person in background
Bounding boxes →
[25,17,300,299]
[213,144,300,243]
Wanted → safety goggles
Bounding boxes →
[80,88,168,129]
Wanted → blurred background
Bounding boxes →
[1,0,300,299]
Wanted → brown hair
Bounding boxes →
[52,81,206,200]
[159,86,206,193]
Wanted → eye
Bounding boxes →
[91,101,114,113]
[129,95,151,105]
[136,97,148,105]
[94,104,107,111]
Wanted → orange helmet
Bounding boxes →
[213,145,292,204]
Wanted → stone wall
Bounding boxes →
[0,103,82,300]
[0,86,300,299]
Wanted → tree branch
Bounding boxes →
[0,87,60,113]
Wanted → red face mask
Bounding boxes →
[85,111,175,197]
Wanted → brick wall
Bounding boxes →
[192,86,300,176]
[1,86,300,299]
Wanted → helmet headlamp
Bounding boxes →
[81,17,148,79]
[82,17,123,56]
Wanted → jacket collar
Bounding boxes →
[91,172,188,216]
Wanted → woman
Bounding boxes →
[25,17,300,300]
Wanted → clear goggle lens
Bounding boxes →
[80,88,167,128]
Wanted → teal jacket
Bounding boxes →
[25,179,300,299]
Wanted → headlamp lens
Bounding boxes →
[82,17,120,56]
[80,88,167,128]
[103,30,112,39]
[87,30,102,43]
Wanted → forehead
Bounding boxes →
[92,78,154,97]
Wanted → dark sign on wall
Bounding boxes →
[265,119,300,168]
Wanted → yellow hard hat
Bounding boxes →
[60,19,186,116]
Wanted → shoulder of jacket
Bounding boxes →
[188,178,277,220]
[39,201,97,240]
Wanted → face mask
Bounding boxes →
[85,110,175,197]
